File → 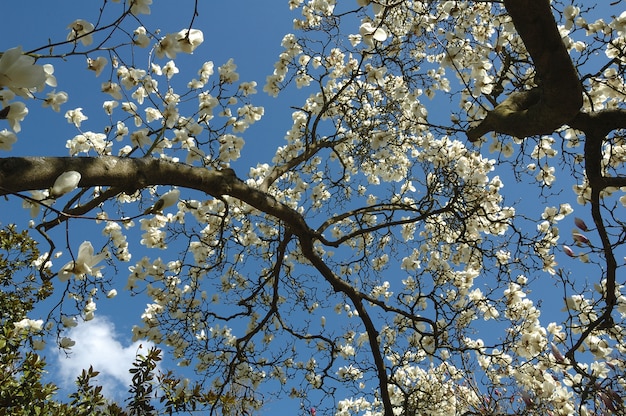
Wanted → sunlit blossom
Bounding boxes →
[87,56,107,76]
[50,170,81,197]
[6,102,28,132]
[176,29,203,54]
[0,46,46,92]
[359,21,388,45]
[13,318,44,333]
[43,90,68,112]
[133,26,151,47]
[67,19,95,46]
[58,241,107,281]
[130,0,152,15]
[65,107,88,127]
[0,129,16,150]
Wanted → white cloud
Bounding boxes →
[53,315,156,399]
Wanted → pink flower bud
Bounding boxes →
[563,245,576,257]
[551,343,565,362]
[572,232,589,245]
[598,391,616,411]
[574,217,589,231]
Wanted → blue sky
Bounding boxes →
[0,1,624,414]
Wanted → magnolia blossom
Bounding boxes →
[13,318,44,333]
[0,129,16,150]
[32,339,45,350]
[130,0,152,15]
[84,298,97,321]
[22,190,49,217]
[59,241,107,281]
[43,90,68,112]
[176,29,204,54]
[0,46,46,92]
[156,33,179,59]
[42,64,56,89]
[60,336,76,349]
[162,60,179,79]
[102,100,119,115]
[133,26,151,47]
[65,107,88,127]
[50,170,81,197]
[66,131,109,155]
[144,188,180,214]
[359,22,388,46]
[87,56,107,76]
[6,101,28,132]
[572,232,589,245]
[218,58,239,83]
[102,81,123,99]
[67,19,95,46]
[61,315,78,328]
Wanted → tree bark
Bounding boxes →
[0,155,316,240]
[467,0,583,141]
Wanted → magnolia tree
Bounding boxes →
[1,0,626,414]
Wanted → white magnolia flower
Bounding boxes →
[84,298,97,321]
[359,22,388,43]
[87,56,107,76]
[133,26,150,47]
[156,33,179,59]
[144,188,180,214]
[59,241,107,281]
[130,0,152,15]
[13,318,44,332]
[176,29,204,54]
[43,90,68,112]
[0,129,17,150]
[60,336,76,349]
[6,101,28,132]
[22,190,50,217]
[67,19,95,46]
[50,171,81,197]
[32,339,46,350]
[0,46,46,92]
[61,315,78,328]
[65,107,88,127]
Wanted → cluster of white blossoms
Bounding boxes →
[337,360,480,415]
[0,46,57,144]
[10,0,626,413]
[260,1,626,414]
[58,241,107,282]
[264,33,304,97]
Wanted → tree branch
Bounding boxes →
[0,156,316,237]
[467,0,582,141]
[570,109,626,137]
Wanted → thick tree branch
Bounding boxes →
[467,0,582,141]
[570,109,626,138]
[568,112,622,329]
[0,156,314,237]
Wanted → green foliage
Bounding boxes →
[0,225,59,415]
[0,225,200,415]
[127,346,160,415]
[0,224,48,323]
